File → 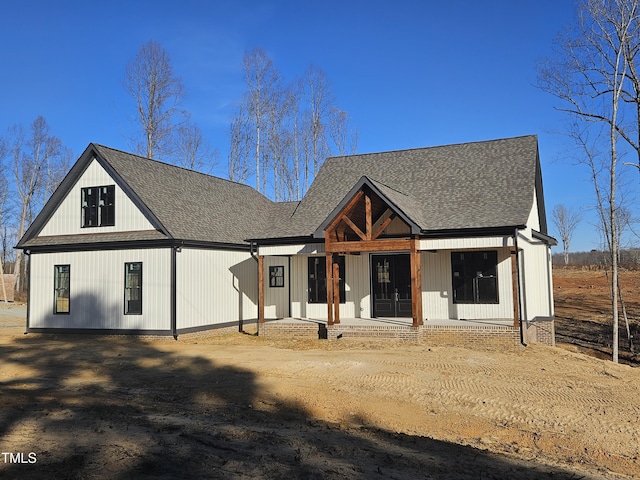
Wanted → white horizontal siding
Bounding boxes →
[29,249,171,330]
[176,248,257,329]
[40,158,155,236]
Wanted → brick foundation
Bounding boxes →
[523,319,556,347]
[109,318,556,348]
[257,322,324,339]
[257,319,556,348]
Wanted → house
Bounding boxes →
[17,135,556,346]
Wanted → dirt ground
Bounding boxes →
[554,267,640,365]
[1,269,639,479]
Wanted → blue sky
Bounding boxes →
[0,1,618,252]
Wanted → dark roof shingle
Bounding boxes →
[254,135,541,239]
[93,145,274,245]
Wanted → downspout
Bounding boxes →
[171,244,179,340]
[514,228,526,346]
[25,249,31,335]
[287,255,292,318]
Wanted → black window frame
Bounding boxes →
[81,185,115,228]
[451,251,499,304]
[53,264,70,315]
[269,265,285,288]
[308,256,345,304]
[124,262,143,315]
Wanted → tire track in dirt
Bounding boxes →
[313,359,640,444]
[228,344,640,459]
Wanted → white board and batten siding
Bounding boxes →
[29,249,171,330]
[176,248,258,329]
[279,254,371,320]
[263,246,516,322]
[421,248,514,321]
[517,237,554,321]
[39,158,155,236]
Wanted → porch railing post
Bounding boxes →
[326,252,334,326]
[410,238,423,327]
[333,258,341,324]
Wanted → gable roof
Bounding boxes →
[253,135,545,240]
[18,135,548,250]
[312,176,422,238]
[18,144,274,248]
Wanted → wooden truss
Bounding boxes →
[323,186,423,328]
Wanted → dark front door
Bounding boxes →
[372,254,412,318]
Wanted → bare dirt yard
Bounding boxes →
[554,267,640,366]
[1,268,639,479]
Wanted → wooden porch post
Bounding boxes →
[511,247,519,328]
[326,252,334,326]
[333,259,341,324]
[410,238,423,327]
[258,255,265,323]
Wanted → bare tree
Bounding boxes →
[302,65,333,186]
[124,40,185,160]
[228,103,253,184]
[229,51,358,200]
[539,0,639,362]
[328,107,359,156]
[242,48,281,193]
[0,140,8,302]
[551,204,582,264]
[174,122,218,173]
[8,116,64,292]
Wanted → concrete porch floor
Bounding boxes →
[262,317,515,328]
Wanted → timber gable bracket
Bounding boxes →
[315,177,424,328]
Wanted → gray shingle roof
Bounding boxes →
[93,145,274,245]
[18,135,545,250]
[254,135,542,240]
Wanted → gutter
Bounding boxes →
[514,228,526,346]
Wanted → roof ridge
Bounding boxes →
[324,134,538,162]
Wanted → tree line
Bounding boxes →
[0,41,357,294]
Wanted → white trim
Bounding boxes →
[419,236,514,251]
[258,244,325,256]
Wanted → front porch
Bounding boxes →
[257,316,526,348]
[254,179,555,348]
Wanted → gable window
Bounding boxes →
[269,266,284,288]
[308,256,345,304]
[54,265,70,314]
[81,185,115,227]
[451,251,498,304]
[124,262,142,315]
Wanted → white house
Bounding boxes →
[17,135,556,345]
